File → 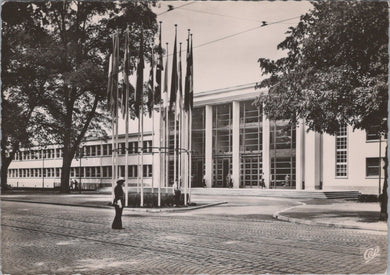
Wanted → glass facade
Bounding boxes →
[212,103,232,187]
[192,107,205,187]
[270,120,296,189]
[240,101,263,188]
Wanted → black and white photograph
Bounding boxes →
[0,1,388,274]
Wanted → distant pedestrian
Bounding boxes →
[112,177,125,230]
[202,173,206,187]
[74,179,78,191]
[260,173,265,188]
[284,175,290,187]
[226,172,233,188]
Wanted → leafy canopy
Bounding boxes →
[256,1,388,135]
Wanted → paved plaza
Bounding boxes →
[1,196,388,274]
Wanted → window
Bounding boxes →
[366,125,382,141]
[129,142,138,154]
[143,165,152,177]
[119,143,126,154]
[91,146,96,156]
[96,167,101,178]
[335,125,348,177]
[91,167,96,178]
[128,165,138,178]
[366,158,384,177]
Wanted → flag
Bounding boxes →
[163,44,169,109]
[107,33,120,114]
[121,30,131,119]
[135,31,144,117]
[189,34,194,111]
[147,49,154,117]
[176,43,183,120]
[184,33,192,112]
[169,27,178,111]
[155,22,163,104]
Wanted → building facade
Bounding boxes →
[7,84,386,195]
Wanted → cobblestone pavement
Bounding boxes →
[1,200,387,274]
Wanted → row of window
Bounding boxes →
[8,165,153,179]
[335,125,348,177]
[13,141,153,161]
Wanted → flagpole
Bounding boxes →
[157,22,163,206]
[140,105,144,207]
[158,102,162,207]
[137,110,140,194]
[165,43,169,192]
[188,34,194,205]
[178,42,182,191]
[124,30,130,206]
[150,48,155,194]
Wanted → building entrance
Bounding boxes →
[191,159,204,187]
[213,157,231,187]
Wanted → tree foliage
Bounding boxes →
[256,1,388,220]
[1,1,158,192]
[256,1,388,135]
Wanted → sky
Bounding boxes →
[119,1,313,133]
[152,1,313,93]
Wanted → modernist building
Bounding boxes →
[7,83,386,195]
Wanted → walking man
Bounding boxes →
[112,177,125,229]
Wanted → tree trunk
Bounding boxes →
[60,150,72,193]
[1,154,12,192]
[1,139,18,192]
[379,144,388,221]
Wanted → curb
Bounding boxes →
[0,198,227,213]
[126,201,228,213]
[273,202,387,233]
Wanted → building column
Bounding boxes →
[262,109,270,188]
[304,129,321,190]
[232,101,240,188]
[205,105,213,188]
[295,119,305,190]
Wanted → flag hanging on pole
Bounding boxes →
[155,21,163,105]
[184,32,192,112]
[107,33,120,114]
[189,34,194,111]
[169,25,178,112]
[147,49,155,117]
[163,43,169,110]
[135,31,144,118]
[121,30,131,119]
[176,42,183,121]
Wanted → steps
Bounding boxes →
[190,188,361,200]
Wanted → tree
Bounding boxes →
[1,1,157,192]
[1,3,55,191]
[256,1,388,219]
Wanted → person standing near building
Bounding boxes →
[202,173,207,187]
[260,172,265,188]
[226,172,233,188]
[284,174,290,187]
[112,177,125,229]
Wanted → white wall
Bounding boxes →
[322,127,386,195]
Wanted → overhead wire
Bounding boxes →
[157,2,196,16]
[193,16,300,50]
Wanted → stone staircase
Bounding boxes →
[189,188,361,200]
